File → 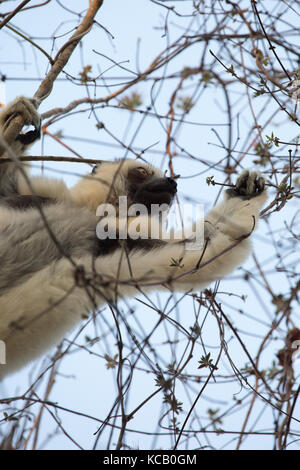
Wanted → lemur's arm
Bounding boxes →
[97,171,267,297]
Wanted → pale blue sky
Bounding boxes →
[0,0,299,450]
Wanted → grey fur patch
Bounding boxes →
[0,194,54,210]
[0,163,21,197]
[0,202,97,293]
[95,237,166,256]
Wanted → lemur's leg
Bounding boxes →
[0,97,41,196]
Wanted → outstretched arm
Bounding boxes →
[98,170,268,297]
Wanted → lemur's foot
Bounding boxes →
[0,96,41,145]
[227,170,265,199]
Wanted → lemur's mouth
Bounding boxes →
[129,177,177,209]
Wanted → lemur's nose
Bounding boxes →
[166,177,177,191]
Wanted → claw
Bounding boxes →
[256,176,265,193]
[234,170,265,198]
[236,170,249,195]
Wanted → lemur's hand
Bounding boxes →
[0,96,41,145]
[227,170,265,200]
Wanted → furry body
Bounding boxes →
[0,97,268,376]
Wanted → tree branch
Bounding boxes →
[2,0,104,146]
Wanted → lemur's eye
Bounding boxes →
[128,166,150,184]
[136,167,148,178]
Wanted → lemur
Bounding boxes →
[0,97,267,377]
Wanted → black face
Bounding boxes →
[127,167,177,209]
